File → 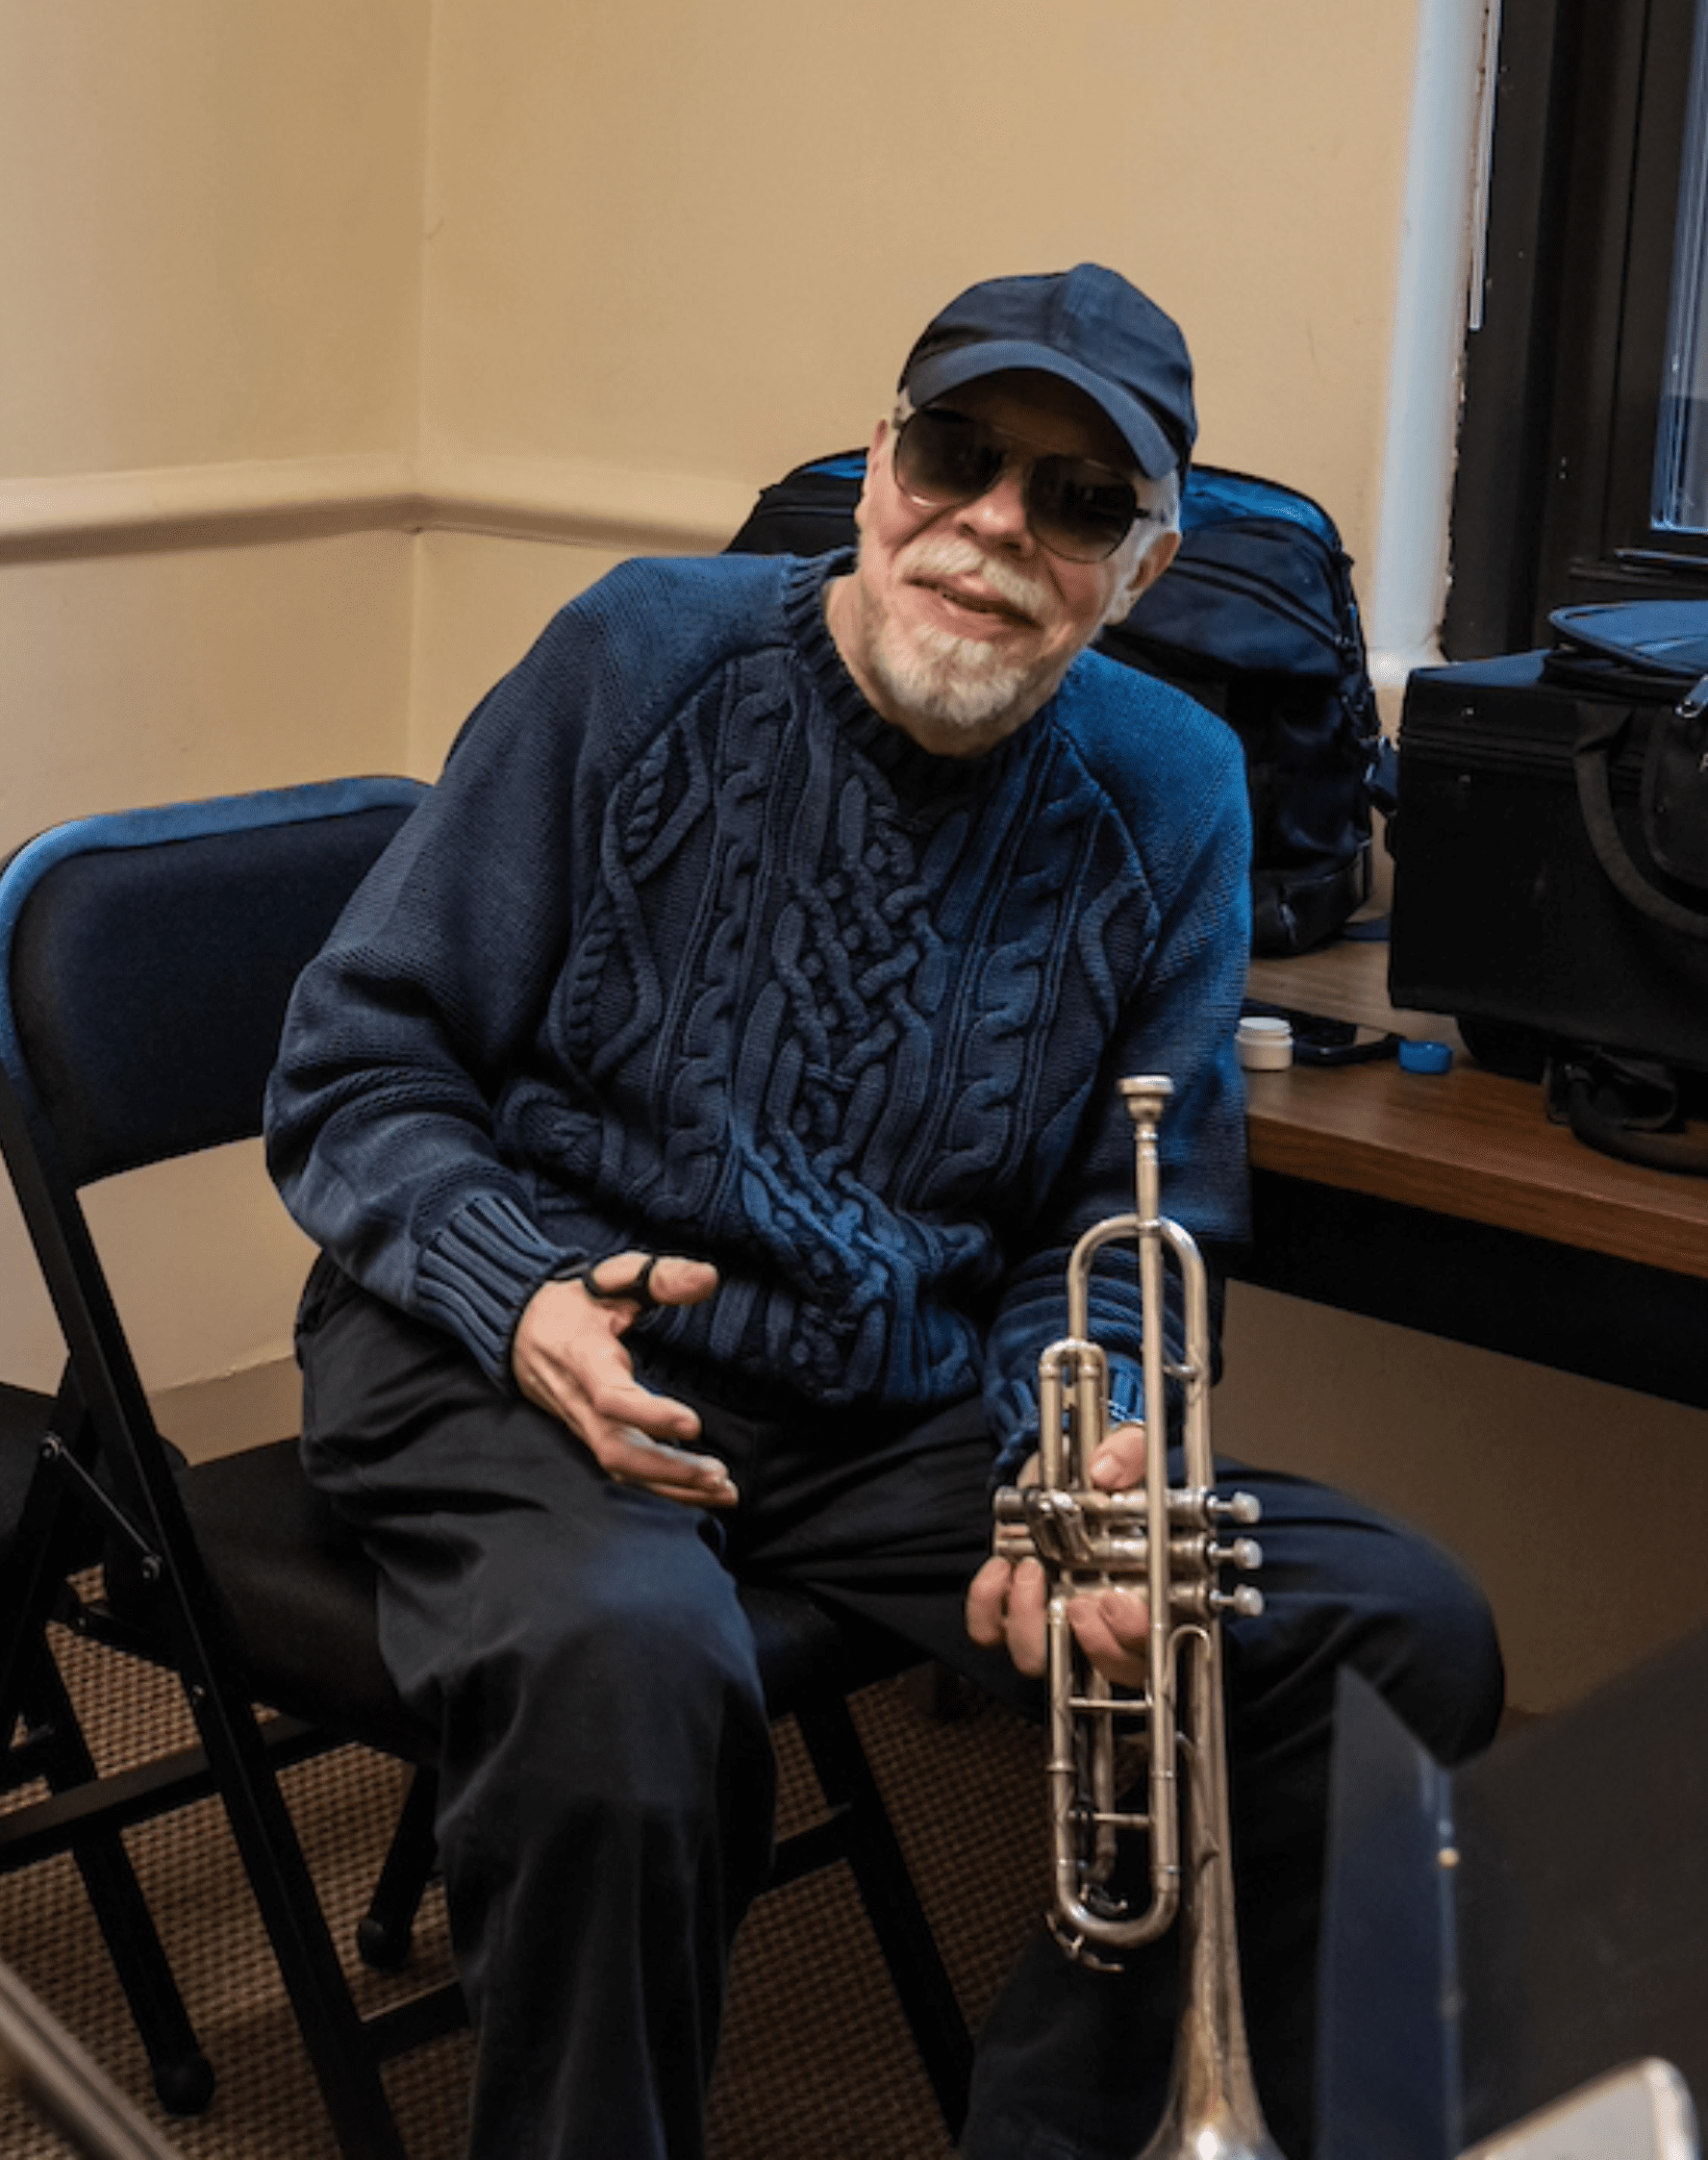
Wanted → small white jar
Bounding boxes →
[1236,1015,1294,1071]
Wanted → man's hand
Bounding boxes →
[512,1253,736,1507]
[965,1422,1152,1686]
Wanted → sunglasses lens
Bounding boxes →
[894,409,1140,562]
[894,408,1003,506]
[1028,461,1140,563]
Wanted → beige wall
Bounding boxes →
[6,0,1706,1714]
[420,0,1416,522]
[2,4,427,479]
[414,0,1425,761]
[1216,1287,1708,1717]
[0,533,415,1392]
[0,2,430,1391]
[0,0,429,840]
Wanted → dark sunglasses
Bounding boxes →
[892,404,1144,563]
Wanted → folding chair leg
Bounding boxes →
[188,1685,409,2160]
[66,1826,215,2117]
[22,1666,215,2117]
[357,1767,440,1972]
[793,1691,973,2138]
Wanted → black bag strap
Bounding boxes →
[1571,703,1708,941]
[1546,1048,1708,1176]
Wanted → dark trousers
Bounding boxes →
[297,1272,1503,2160]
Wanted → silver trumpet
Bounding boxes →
[992,1074,1285,2160]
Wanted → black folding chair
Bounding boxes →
[0,780,971,2158]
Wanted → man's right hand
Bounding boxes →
[512,1253,735,1508]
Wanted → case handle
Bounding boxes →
[1547,1049,1708,1177]
[1571,704,1708,942]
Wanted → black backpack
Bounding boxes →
[727,453,1386,956]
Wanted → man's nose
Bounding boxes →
[956,459,1035,551]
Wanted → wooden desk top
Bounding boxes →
[1243,942,1708,1283]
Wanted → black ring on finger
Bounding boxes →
[552,1253,665,1311]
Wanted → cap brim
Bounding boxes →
[902,341,1182,480]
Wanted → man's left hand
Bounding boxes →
[964,1421,1152,1687]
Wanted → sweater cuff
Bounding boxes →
[987,1356,1148,1489]
[416,1193,574,1384]
[1106,1357,1146,1433]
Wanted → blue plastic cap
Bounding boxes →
[1398,1039,1454,1074]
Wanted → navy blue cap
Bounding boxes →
[899,264,1196,481]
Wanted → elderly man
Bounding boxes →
[265,264,1501,2160]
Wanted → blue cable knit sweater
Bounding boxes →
[264,550,1251,1480]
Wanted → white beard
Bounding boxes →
[853,538,1073,741]
[862,615,1042,737]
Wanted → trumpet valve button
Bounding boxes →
[1210,1586,1266,1619]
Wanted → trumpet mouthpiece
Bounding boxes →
[1118,1073,1174,1115]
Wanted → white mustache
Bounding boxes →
[895,539,1057,627]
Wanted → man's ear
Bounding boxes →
[853,416,889,538]
[1102,527,1180,627]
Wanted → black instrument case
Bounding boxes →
[1389,606,1708,1165]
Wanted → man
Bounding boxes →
[265,264,1502,2160]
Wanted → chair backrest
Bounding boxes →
[0,779,424,1191]
[0,776,428,1662]
[0,780,461,2160]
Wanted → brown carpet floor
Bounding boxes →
[2,1619,1051,2159]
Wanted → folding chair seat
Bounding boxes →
[0,780,971,2159]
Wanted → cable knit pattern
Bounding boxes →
[264,551,1251,1479]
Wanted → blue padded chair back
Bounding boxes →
[0,780,424,1190]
